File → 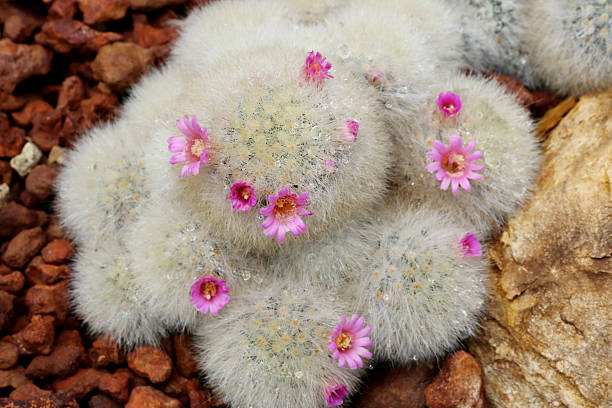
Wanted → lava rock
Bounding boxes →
[0,39,52,93]
[78,0,130,24]
[0,123,26,158]
[89,335,124,367]
[173,334,199,378]
[424,351,484,408]
[12,100,54,127]
[0,202,48,239]
[26,165,59,202]
[98,370,131,402]
[0,341,19,369]
[57,76,85,113]
[125,386,181,408]
[0,290,15,331]
[0,271,25,293]
[2,227,48,269]
[127,346,172,384]
[35,19,122,54]
[53,368,103,400]
[6,314,55,355]
[91,42,154,91]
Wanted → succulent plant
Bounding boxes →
[54,0,612,406]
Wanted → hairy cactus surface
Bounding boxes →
[55,0,610,406]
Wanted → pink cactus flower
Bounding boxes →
[437,92,462,117]
[325,383,349,407]
[368,69,384,86]
[260,186,312,243]
[227,182,256,212]
[338,120,359,144]
[302,51,334,85]
[324,159,337,173]
[168,115,209,178]
[329,314,373,370]
[190,276,230,315]
[459,233,482,257]
[425,134,483,195]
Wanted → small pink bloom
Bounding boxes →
[302,51,334,85]
[190,276,230,315]
[460,233,482,257]
[324,159,337,173]
[227,182,256,212]
[260,186,312,243]
[329,314,373,370]
[168,115,209,178]
[325,383,349,407]
[338,120,359,144]
[368,69,384,86]
[437,92,462,117]
[425,134,483,195]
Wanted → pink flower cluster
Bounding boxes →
[302,51,334,85]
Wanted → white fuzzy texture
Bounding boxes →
[195,281,364,408]
[350,202,488,363]
[524,0,612,95]
[143,42,392,253]
[454,0,535,88]
[70,239,168,347]
[394,73,540,238]
[125,196,263,334]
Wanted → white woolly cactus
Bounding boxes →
[453,0,536,87]
[70,239,169,347]
[195,282,367,408]
[394,73,540,237]
[53,0,603,406]
[524,0,612,95]
[348,201,488,363]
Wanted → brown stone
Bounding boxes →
[0,341,19,369]
[127,345,172,383]
[78,0,130,24]
[26,339,83,379]
[424,351,484,408]
[12,100,54,127]
[6,314,55,355]
[25,165,59,201]
[2,227,48,269]
[129,0,185,10]
[91,42,154,91]
[131,14,177,48]
[185,379,211,408]
[40,240,72,265]
[35,19,123,54]
[0,160,13,185]
[0,92,26,112]
[0,202,48,239]
[536,96,579,139]
[490,74,536,109]
[89,394,121,408]
[0,125,26,158]
[24,284,64,316]
[53,368,103,399]
[57,76,85,113]
[162,370,189,397]
[45,218,69,241]
[0,394,79,407]
[89,335,124,367]
[0,271,25,293]
[0,7,44,43]
[0,39,52,94]
[0,366,30,389]
[0,290,15,331]
[30,109,63,152]
[98,370,131,402]
[9,382,53,400]
[173,334,199,378]
[352,363,436,408]
[50,0,78,19]
[125,386,181,408]
[26,263,71,285]
[468,90,612,408]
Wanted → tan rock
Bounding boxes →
[91,42,154,91]
[0,39,52,93]
[424,351,484,408]
[469,90,612,408]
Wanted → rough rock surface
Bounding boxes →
[424,351,484,408]
[468,90,612,408]
[91,42,154,91]
[0,39,52,93]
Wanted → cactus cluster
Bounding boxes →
[56,0,610,407]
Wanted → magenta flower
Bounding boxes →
[437,92,462,117]
[329,314,373,370]
[227,182,256,212]
[425,134,483,195]
[302,51,334,85]
[324,159,337,173]
[368,69,384,86]
[338,120,359,144]
[168,115,209,178]
[260,186,312,243]
[190,276,230,315]
[325,383,349,407]
[460,233,482,257]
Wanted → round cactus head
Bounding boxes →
[147,43,392,253]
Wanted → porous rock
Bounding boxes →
[0,39,52,93]
[468,90,612,408]
[91,42,154,91]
